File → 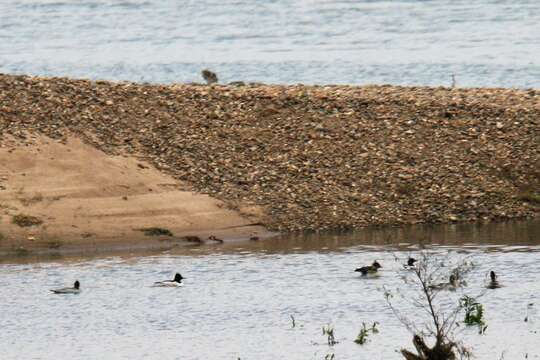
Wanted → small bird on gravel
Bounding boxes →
[51,280,80,294]
[153,273,184,287]
[201,69,218,85]
[355,261,382,276]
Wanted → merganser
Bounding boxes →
[355,261,382,276]
[51,280,80,294]
[404,257,417,269]
[487,271,501,289]
[153,273,184,287]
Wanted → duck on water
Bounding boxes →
[355,261,382,276]
[153,273,184,287]
[51,280,80,294]
[487,271,501,289]
[429,274,459,291]
[403,257,417,269]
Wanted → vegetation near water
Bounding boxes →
[382,252,491,359]
[322,325,338,346]
[461,296,487,333]
[288,251,502,359]
[11,214,43,227]
[354,322,379,345]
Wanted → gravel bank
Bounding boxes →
[1,74,538,231]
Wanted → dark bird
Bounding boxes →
[153,273,184,287]
[201,69,218,84]
[355,261,382,276]
[487,271,501,289]
[51,280,80,294]
[407,257,417,267]
[403,257,418,270]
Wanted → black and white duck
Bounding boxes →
[355,261,382,276]
[153,273,184,287]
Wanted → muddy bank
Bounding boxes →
[0,74,538,236]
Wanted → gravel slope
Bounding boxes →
[1,74,538,231]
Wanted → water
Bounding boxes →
[1,220,539,359]
[1,0,539,87]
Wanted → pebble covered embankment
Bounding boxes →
[0,74,538,231]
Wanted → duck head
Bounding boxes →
[490,271,497,282]
[372,261,382,269]
[74,280,80,289]
[174,273,184,282]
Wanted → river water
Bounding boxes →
[0,0,539,87]
[1,220,539,359]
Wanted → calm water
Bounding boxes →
[0,0,539,87]
[1,220,539,359]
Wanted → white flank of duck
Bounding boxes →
[153,273,184,287]
[51,280,81,294]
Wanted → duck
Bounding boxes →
[355,261,382,276]
[429,274,458,291]
[51,280,80,294]
[153,273,184,287]
[487,271,501,289]
[403,257,417,269]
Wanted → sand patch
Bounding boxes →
[0,135,267,253]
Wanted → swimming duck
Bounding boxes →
[51,280,80,294]
[429,274,458,291]
[403,257,417,269]
[355,261,382,276]
[487,271,500,289]
[153,273,184,287]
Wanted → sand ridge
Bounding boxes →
[0,135,268,254]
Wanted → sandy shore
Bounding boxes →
[0,74,538,255]
[0,135,269,255]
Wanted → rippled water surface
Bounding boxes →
[1,0,539,87]
[1,221,539,359]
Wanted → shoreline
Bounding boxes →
[0,74,538,255]
[2,217,538,263]
[0,230,276,261]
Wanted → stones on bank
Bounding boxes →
[0,74,538,232]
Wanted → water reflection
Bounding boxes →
[2,219,538,265]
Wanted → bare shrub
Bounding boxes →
[383,252,481,360]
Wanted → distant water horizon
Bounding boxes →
[1,0,539,87]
